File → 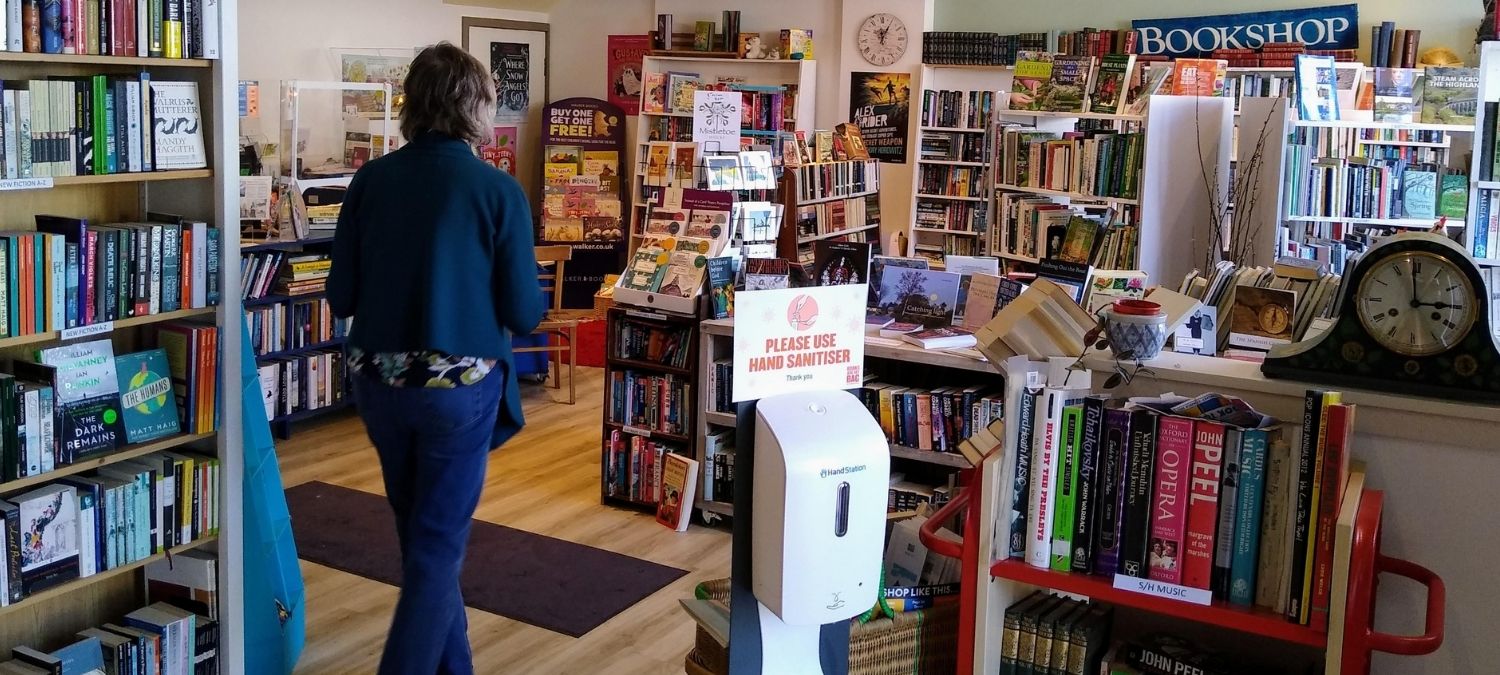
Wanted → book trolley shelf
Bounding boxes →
[939,353,1446,675]
[0,18,244,671]
[695,318,997,522]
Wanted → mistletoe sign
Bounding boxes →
[692,90,742,153]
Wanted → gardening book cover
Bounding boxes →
[1009,51,1054,111]
[29,339,124,459]
[656,454,698,532]
[115,349,181,444]
[1089,54,1134,114]
[1043,56,1093,113]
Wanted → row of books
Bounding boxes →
[1054,28,1135,58]
[701,430,735,504]
[705,359,732,416]
[0,0,222,59]
[1178,259,1343,351]
[1370,21,1422,69]
[914,200,984,234]
[1472,190,1500,259]
[641,72,797,133]
[0,76,205,178]
[999,592,1112,675]
[8,597,219,675]
[912,237,980,265]
[920,31,1048,66]
[917,163,985,198]
[1009,52,1146,115]
[1284,148,1457,222]
[245,297,348,359]
[3,215,219,337]
[611,319,692,370]
[918,89,998,130]
[1212,42,1310,68]
[0,450,218,603]
[791,158,878,203]
[1007,389,1354,629]
[888,474,953,513]
[607,369,692,437]
[794,194,875,240]
[998,128,1144,201]
[919,130,989,164]
[854,381,1004,453]
[1003,205,1142,272]
[256,349,344,422]
[601,429,681,504]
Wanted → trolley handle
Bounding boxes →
[917,490,970,560]
[1366,554,1446,656]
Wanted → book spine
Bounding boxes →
[1256,436,1295,611]
[161,224,179,311]
[204,227,219,305]
[1050,405,1081,571]
[2,506,20,602]
[1093,407,1131,575]
[1289,389,1332,622]
[1069,397,1105,573]
[200,0,217,58]
[1213,428,1241,597]
[1183,421,1224,590]
[1231,429,1268,606]
[6,1,21,51]
[1116,410,1156,578]
[1025,390,1064,568]
[161,0,178,57]
[22,0,39,52]
[148,225,160,314]
[1008,388,1036,559]
[100,227,117,320]
[1310,404,1353,631]
[1148,416,1192,585]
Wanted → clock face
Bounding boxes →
[1356,251,1478,357]
[858,13,907,66]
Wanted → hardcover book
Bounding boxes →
[1050,404,1084,571]
[1169,58,1227,97]
[1147,416,1192,584]
[1026,386,1086,568]
[1182,421,1225,590]
[1227,285,1295,350]
[1420,66,1478,125]
[1309,403,1353,630]
[1092,407,1131,576]
[1373,68,1420,123]
[115,349,180,444]
[706,257,734,320]
[1256,435,1296,612]
[1231,427,1270,606]
[873,267,961,329]
[31,339,124,459]
[1009,51,1054,111]
[148,80,205,170]
[813,241,870,287]
[1213,427,1242,596]
[1089,54,1135,114]
[1294,54,1340,122]
[1043,56,1093,113]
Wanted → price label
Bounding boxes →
[60,321,114,341]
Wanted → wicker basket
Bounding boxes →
[686,579,958,675]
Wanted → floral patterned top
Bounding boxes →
[346,347,497,388]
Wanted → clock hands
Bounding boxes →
[1415,300,1461,310]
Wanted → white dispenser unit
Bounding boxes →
[750,389,890,673]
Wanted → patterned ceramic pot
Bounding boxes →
[1104,299,1167,360]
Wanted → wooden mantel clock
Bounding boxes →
[1264,232,1500,401]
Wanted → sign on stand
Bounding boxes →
[732,285,867,403]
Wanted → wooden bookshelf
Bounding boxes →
[0,432,214,495]
[29,169,215,186]
[0,537,218,621]
[0,52,213,68]
[0,307,216,351]
[601,306,701,511]
[776,159,881,265]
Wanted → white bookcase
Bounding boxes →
[1464,41,1500,266]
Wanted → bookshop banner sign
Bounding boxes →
[733,285,867,403]
[1132,4,1358,58]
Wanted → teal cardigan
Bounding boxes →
[328,131,544,449]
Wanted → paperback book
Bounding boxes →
[873,267,961,328]
[1421,67,1479,125]
[114,349,181,444]
[1089,54,1135,114]
[31,339,124,459]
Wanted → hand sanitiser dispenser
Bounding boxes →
[750,389,889,673]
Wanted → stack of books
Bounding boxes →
[854,381,1004,453]
[257,348,345,421]
[275,254,329,297]
[999,593,1113,674]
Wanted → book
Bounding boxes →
[1146,416,1192,585]
[1124,633,1258,675]
[666,72,699,113]
[114,349,180,444]
[1170,58,1227,96]
[901,327,976,350]
[1308,403,1352,630]
[878,321,922,338]
[1212,427,1241,596]
[1116,409,1157,578]
[641,71,667,113]
[959,273,1025,331]
[32,339,124,459]
[1231,427,1270,606]
[1421,66,1479,125]
[48,636,104,675]
[1440,174,1469,220]
[1043,55,1093,113]
[1000,592,1052,674]
[655,453,698,532]
[1089,54,1135,115]
[1026,386,1086,568]
[706,257,734,320]
[1008,386,1039,559]
[1256,435,1296,612]
[1085,270,1147,316]
[13,484,78,595]
[1294,54,1339,121]
[1009,51,1053,111]
[1037,258,1093,305]
[873,267,961,329]
[1092,407,1131,576]
[1373,68,1419,123]
[1227,285,1295,350]
[1125,64,1171,116]
[867,255,928,312]
[1287,390,1331,622]
[147,80,205,170]
[1182,421,1224,590]
[1401,167,1438,220]
[1049,404,1084,571]
[812,241,870,286]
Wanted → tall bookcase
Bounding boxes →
[908,64,1009,266]
[630,55,816,251]
[0,8,243,672]
[775,158,881,268]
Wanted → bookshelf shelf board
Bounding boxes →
[604,420,692,444]
[243,291,327,308]
[701,318,733,336]
[889,443,971,468]
[987,559,1328,648]
[1000,109,1145,122]
[240,235,335,252]
[0,536,218,619]
[601,494,658,512]
[49,169,214,186]
[919,126,987,134]
[923,63,1014,71]
[797,223,878,244]
[1291,119,1472,133]
[798,189,879,206]
[700,500,735,516]
[1477,258,1500,267]
[864,339,996,373]
[705,411,737,427]
[1355,138,1450,148]
[647,54,812,65]
[995,184,1140,206]
[1284,215,1454,228]
[641,110,695,118]
[256,338,347,361]
[917,158,988,167]
[997,252,1040,263]
[1225,66,1296,72]
[606,356,694,376]
[0,306,215,351]
[0,432,215,495]
[271,399,352,425]
[1475,180,1500,190]
[914,193,985,202]
[911,227,980,236]
[0,52,213,68]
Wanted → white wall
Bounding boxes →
[938,0,1484,65]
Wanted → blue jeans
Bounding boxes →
[352,371,503,675]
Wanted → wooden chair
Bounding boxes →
[515,245,579,404]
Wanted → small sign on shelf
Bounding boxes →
[0,177,54,191]
[60,321,115,342]
[1111,573,1214,606]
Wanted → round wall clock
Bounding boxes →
[1264,232,1500,401]
[858,13,908,67]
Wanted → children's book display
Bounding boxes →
[539,98,627,243]
[618,188,734,313]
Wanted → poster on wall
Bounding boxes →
[731,284,868,403]
[479,126,518,175]
[1131,4,1358,58]
[339,54,411,114]
[607,34,650,116]
[492,42,532,123]
[849,72,910,164]
[541,98,630,307]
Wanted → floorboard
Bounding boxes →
[279,367,729,674]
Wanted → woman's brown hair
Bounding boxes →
[400,42,496,145]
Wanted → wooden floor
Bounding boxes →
[278,367,730,674]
